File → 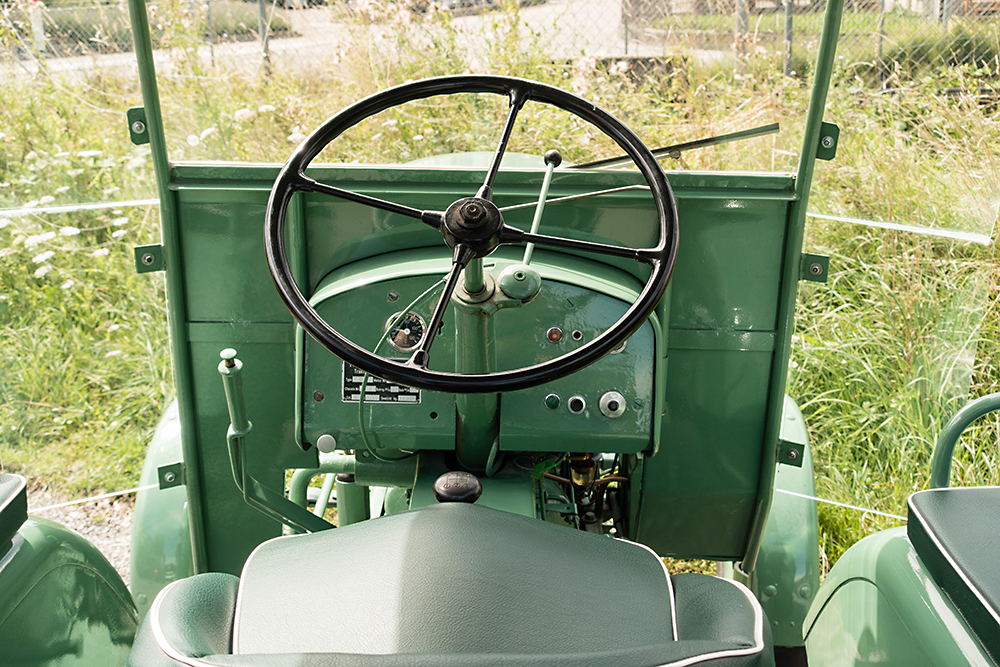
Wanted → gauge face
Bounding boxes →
[385,311,426,352]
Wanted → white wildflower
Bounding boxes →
[76,150,103,157]
[103,186,120,196]
[187,135,200,146]
[234,108,256,123]
[382,119,398,127]
[32,250,55,263]
[112,217,129,226]
[24,231,57,247]
[60,279,75,290]
[105,350,123,357]
[39,195,55,205]
[199,127,217,141]
[23,200,39,208]
[59,226,80,236]
[108,324,121,332]
[413,134,424,141]
[258,104,276,113]
[55,185,70,193]
[287,131,307,144]
[91,248,110,257]
[112,229,128,238]
[25,151,38,161]
[33,265,53,278]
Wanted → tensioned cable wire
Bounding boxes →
[30,484,159,513]
[775,488,907,521]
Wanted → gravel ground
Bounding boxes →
[27,484,134,587]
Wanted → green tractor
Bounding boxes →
[2,0,998,664]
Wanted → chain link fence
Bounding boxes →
[1,0,997,80]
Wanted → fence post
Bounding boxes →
[257,0,271,73]
[623,0,629,54]
[735,0,750,68]
[783,0,793,75]
[29,0,46,54]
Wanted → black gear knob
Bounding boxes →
[433,471,483,504]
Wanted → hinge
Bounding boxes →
[800,253,829,283]
[127,107,149,146]
[157,462,186,489]
[134,244,164,274]
[777,440,804,468]
[816,122,839,161]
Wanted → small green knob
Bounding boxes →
[497,264,541,301]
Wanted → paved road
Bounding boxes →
[5,0,724,80]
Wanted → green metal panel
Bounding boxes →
[750,396,821,648]
[158,160,803,569]
[636,346,772,557]
[0,518,137,666]
[301,247,658,456]
[805,527,995,666]
[129,400,194,621]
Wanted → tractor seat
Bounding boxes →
[908,487,1000,663]
[129,503,772,666]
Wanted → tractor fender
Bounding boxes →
[129,399,194,621]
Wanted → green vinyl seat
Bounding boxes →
[907,487,1000,664]
[128,503,772,666]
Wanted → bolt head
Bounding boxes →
[141,252,155,265]
[132,120,146,134]
[787,448,799,460]
[821,135,834,148]
[164,472,176,483]
[460,201,485,223]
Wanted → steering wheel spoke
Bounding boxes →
[499,224,659,264]
[404,244,475,370]
[296,174,444,230]
[477,85,528,202]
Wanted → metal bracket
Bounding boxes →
[816,122,839,161]
[158,462,186,489]
[127,107,150,146]
[134,244,164,274]
[544,502,576,515]
[777,440,804,468]
[800,254,829,283]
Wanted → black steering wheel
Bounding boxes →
[265,75,678,394]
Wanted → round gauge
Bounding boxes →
[385,311,426,352]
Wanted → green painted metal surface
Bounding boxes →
[0,518,137,666]
[751,396,821,648]
[805,527,995,666]
[129,400,194,621]
[148,160,807,569]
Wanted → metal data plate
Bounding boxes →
[341,362,421,404]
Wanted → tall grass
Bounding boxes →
[0,0,998,566]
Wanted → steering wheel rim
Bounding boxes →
[265,75,678,394]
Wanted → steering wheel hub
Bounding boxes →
[443,197,504,257]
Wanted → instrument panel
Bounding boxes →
[299,250,659,455]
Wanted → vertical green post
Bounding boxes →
[335,476,369,526]
[740,0,844,575]
[127,0,208,572]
